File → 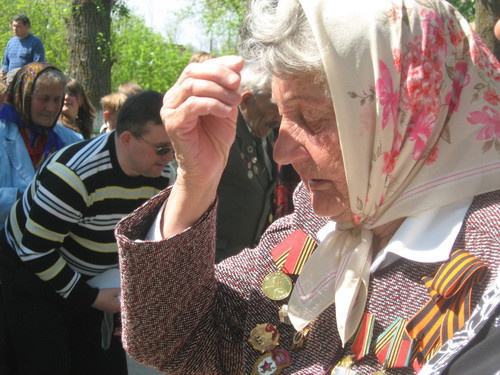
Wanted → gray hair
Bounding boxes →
[239,61,272,95]
[239,0,326,85]
[33,68,67,93]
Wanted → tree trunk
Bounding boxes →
[66,0,116,131]
[475,0,500,61]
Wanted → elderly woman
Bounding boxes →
[0,63,83,229]
[59,78,96,139]
[116,0,499,374]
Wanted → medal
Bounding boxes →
[331,355,356,375]
[330,313,375,374]
[270,229,318,275]
[373,317,413,370]
[251,348,292,375]
[261,271,293,300]
[249,323,280,353]
[290,328,309,350]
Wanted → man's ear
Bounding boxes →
[240,91,254,111]
[103,110,110,121]
[118,130,134,148]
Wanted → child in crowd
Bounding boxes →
[99,92,127,134]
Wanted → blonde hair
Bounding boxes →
[117,81,143,98]
[188,51,216,64]
[100,92,127,114]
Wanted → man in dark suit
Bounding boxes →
[215,62,281,261]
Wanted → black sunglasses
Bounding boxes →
[134,134,172,156]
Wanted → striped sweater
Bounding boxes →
[4,132,170,308]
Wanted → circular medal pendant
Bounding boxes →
[261,271,293,301]
[249,323,280,352]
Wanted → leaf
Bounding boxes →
[482,139,493,153]
[440,125,451,144]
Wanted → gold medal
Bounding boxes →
[262,271,293,300]
[291,328,309,350]
[249,323,280,352]
[331,355,355,374]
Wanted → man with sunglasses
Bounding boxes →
[0,90,172,374]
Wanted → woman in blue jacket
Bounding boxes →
[0,63,83,229]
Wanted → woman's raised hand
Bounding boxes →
[160,56,244,238]
[162,56,243,187]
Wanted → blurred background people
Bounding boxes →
[0,90,173,375]
[215,61,281,261]
[59,78,96,139]
[0,63,82,230]
[0,81,7,109]
[188,51,216,64]
[99,92,127,134]
[1,15,45,84]
[117,81,143,98]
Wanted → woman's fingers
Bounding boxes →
[164,55,243,110]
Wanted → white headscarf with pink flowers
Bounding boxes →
[287,0,499,345]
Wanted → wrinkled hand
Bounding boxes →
[159,56,244,238]
[91,288,121,313]
[161,55,243,189]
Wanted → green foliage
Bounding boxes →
[0,0,194,94]
[446,0,475,21]
[111,14,193,93]
[178,0,246,54]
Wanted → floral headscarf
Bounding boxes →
[287,0,499,345]
[0,62,65,165]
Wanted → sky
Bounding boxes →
[124,0,208,51]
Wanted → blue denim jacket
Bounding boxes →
[0,119,83,229]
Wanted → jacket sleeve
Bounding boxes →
[117,189,248,373]
[32,37,45,63]
[1,41,9,72]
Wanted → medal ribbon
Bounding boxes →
[406,249,487,371]
[373,317,413,368]
[271,229,318,275]
[351,312,375,361]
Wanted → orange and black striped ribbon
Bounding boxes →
[270,229,318,275]
[406,249,488,371]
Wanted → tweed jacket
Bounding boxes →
[116,185,499,375]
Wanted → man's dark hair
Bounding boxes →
[13,15,30,26]
[115,90,163,136]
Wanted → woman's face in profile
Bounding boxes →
[62,90,82,120]
[272,74,351,223]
